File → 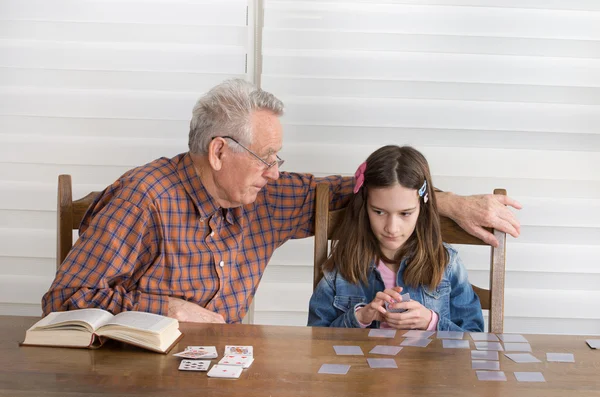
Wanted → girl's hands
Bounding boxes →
[384,299,433,330]
[355,287,403,325]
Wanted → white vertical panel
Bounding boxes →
[0,0,250,315]
[256,0,600,334]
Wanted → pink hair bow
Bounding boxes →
[353,161,367,194]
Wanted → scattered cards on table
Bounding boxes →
[367,358,398,369]
[402,330,434,339]
[470,333,499,342]
[178,360,211,372]
[587,339,600,349]
[436,331,464,340]
[318,364,351,375]
[503,343,532,352]
[369,345,403,356]
[474,342,504,351]
[174,346,218,359]
[442,339,470,349]
[498,334,528,343]
[471,350,499,360]
[368,329,396,338]
[207,364,243,379]
[504,353,541,363]
[224,345,253,356]
[334,345,364,355]
[514,372,546,382]
[546,353,575,363]
[476,371,507,381]
[471,360,500,370]
[401,338,432,348]
[218,354,254,369]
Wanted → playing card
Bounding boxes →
[470,333,499,342]
[318,364,351,375]
[218,355,254,369]
[498,334,528,343]
[174,350,215,359]
[367,358,398,368]
[368,329,396,338]
[333,345,364,355]
[442,339,470,349]
[178,360,211,372]
[471,360,500,370]
[476,371,507,381]
[401,338,432,348]
[402,330,434,338]
[385,293,411,313]
[504,353,541,363]
[184,346,218,359]
[587,339,600,349]
[514,372,546,382]
[436,331,464,339]
[207,364,243,379]
[369,345,403,356]
[503,343,532,352]
[546,353,575,363]
[471,350,499,360]
[474,342,504,351]
[224,345,253,356]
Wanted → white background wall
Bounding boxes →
[1,0,599,335]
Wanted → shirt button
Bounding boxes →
[219,261,224,267]
[210,231,215,237]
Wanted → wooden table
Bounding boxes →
[1,316,598,397]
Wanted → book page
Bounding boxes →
[34,308,114,332]
[102,311,177,334]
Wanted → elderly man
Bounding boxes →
[42,79,521,323]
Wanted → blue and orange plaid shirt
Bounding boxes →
[42,153,353,323]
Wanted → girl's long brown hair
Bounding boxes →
[323,145,448,290]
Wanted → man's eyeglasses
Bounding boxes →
[216,136,284,169]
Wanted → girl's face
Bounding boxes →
[367,183,420,260]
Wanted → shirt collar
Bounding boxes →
[177,153,239,225]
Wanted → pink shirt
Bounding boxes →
[356,261,438,330]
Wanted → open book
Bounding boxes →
[22,308,183,354]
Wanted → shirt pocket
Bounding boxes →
[422,280,451,316]
[333,295,366,313]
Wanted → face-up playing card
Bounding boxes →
[367,358,398,368]
[470,333,499,342]
[184,346,218,359]
[546,353,575,363]
[476,371,507,381]
[436,331,464,339]
[587,339,600,349]
[207,364,243,379]
[442,339,470,349]
[178,360,211,372]
[174,350,215,359]
[471,350,499,360]
[474,342,504,351]
[402,330,434,339]
[218,355,254,369]
[368,329,397,338]
[503,343,532,352]
[369,345,403,356]
[471,360,500,370]
[504,353,541,363]
[224,345,253,356]
[318,364,351,375]
[401,338,432,348]
[385,293,411,313]
[333,345,364,355]
[498,334,528,343]
[514,372,546,382]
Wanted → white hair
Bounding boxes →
[188,79,284,154]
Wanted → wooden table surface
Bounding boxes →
[1,316,598,397]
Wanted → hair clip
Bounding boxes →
[353,161,367,194]
[418,180,428,203]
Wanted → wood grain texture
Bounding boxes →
[313,183,507,332]
[1,316,599,397]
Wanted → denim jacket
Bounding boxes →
[308,244,484,332]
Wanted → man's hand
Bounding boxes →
[437,192,523,247]
[167,297,225,323]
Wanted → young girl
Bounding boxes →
[308,145,484,331]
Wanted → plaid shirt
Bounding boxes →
[42,153,353,323]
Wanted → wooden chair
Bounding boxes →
[56,175,101,270]
[313,183,507,333]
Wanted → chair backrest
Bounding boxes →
[57,175,101,270]
[313,183,507,333]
